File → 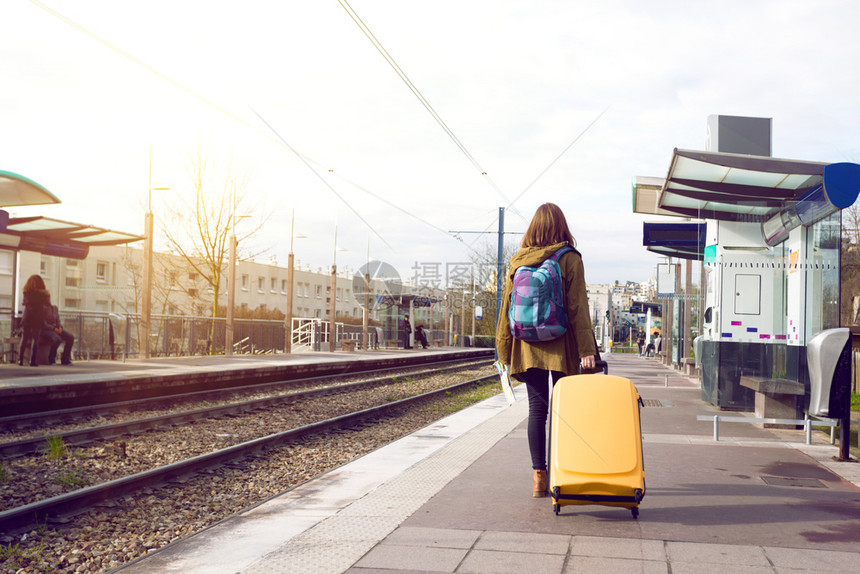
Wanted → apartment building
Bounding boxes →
[14,244,418,325]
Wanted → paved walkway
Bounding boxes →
[114,354,860,574]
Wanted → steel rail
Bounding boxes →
[0,373,498,534]
[0,356,491,430]
[0,359,491,458]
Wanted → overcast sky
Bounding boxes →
[4,0,860,286]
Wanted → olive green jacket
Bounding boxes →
[495,242,596,379]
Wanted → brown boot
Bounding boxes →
[533,470,548,498]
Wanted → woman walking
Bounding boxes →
[495,203,596,497]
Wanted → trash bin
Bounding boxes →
[108,313,128,360]
[693,335,705,369]
[807,328,852,420]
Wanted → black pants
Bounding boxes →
[50,330,75,364]
[522,368,565,471]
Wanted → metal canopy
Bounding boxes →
[657,148,827,222]
[6,216,142,245]
[3,216,143,260]
[0,170,61,207]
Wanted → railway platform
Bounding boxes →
[108,353,860,574]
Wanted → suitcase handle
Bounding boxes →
[580,359,608,375]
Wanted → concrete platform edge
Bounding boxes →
[114,387,528,574]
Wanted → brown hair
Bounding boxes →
[23,274,46,294]
[520,203,576,249]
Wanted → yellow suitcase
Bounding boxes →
[548,370,645,518]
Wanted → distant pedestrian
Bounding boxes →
[403,315,412,349]
[637,332,644,355]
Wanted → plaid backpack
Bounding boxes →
[508,246,573,342]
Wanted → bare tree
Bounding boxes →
[159,151,268,346]
[843,202,860,246]
[464,238,519,337]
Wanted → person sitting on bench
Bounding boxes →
[46,299,74,365]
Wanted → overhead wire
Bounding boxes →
[30,0,550,256]
[250,109,393,251]
[29,0,448,251]
[337,0,525,222]
[466,107,610,249]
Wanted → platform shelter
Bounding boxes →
[634,118,860,413]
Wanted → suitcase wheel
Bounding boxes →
[631,507,639,520]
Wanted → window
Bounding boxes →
[258,277,265,292]
[65,259,79,268]
[315,285,322,298]
[189,288,198,298]
[281,279,287,293]
[64,298,80,308]
[241,274,249,290]
[65,277,80,287]
[189,272,198,281]
[40,259,48,275]
[96,261,107,282]
[270,277,277,292]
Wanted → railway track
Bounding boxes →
[0,365,498,536]
[0,358,487,434]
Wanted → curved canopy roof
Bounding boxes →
[655,149,831,222]
[0,170,60,207]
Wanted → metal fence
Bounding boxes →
[0,312,399,362]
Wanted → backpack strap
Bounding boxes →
[547,245,575,262]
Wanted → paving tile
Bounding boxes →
[384,526,481,549]
[669,564,774,574]
[565,556,668,574]
[666,541,770,567]
[570,535,665,561]
[354,544,467,572]
[765,546,860,571]
[457,549,565,574]
[474,530,571,554]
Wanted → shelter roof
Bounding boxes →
[636,148,830,222]
[0,170,60,207]
[5,216,143,246]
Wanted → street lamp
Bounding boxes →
[329,225,347,352]
[284,209,306,354]
[141,155,169,359]
[226,213,249,356]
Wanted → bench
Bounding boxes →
[341,340,356,352]
[681,357,698,376]
[170,337,185,356]
[739,376,805,429]
[14,334,53,365]
[386,339,401,349]
[2,336,21,363]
